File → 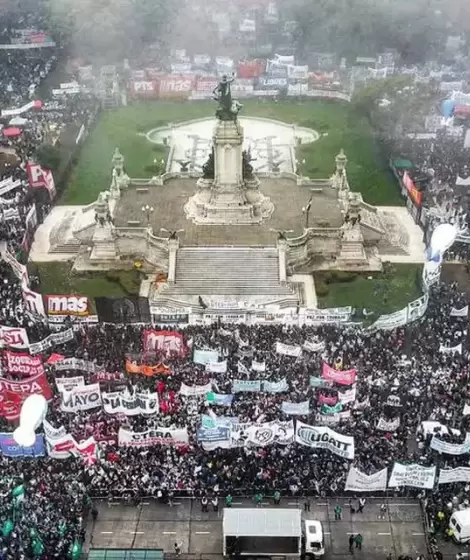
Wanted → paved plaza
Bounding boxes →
[114,177,341,246]
[147,117,320,174]
[86,498,428,560]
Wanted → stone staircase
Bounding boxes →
[49,212,81,254]
[377,211,410,256]
[164,247,297,297]
[359,203,386,235]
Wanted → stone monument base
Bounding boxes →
[184,177,274,225]
[184,119,275,225]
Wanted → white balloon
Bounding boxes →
[13,394,47,447]
[430,223,458,256]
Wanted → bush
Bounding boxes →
[322,271,357,284]
[36,144,61,172]
[315,281,329,297]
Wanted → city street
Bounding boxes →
[86,497,428,560]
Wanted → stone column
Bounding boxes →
[167,238,179,283]
[277,239,287,283]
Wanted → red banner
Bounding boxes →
[318,393,338,406]
[454,105,470,117]
[322,363,357,386]
[131,80,159,99]
[26,163,56,200]
[158,76,194,99]
[44,294,90,316]
[196,77,218,93]
[237,60,265,79]
[143,330,186,356]
[0,372,52,420]
[4,351,44,377]
[402,171,422,207]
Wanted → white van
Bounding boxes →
[304,520,325,557]
[450,510,470,543]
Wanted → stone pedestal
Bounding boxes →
[277,239,287,283]
[167,238,179,283]
[184,119,274,225]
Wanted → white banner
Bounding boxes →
[43,419,67,440]
[439,343,462,354]
[54,358,104,373]
[281,400,310,415]
[206,360,227,373]
[230,420,294,448]
[338,386,357,404]
[0,177,22,197]
[377,417,400,431]
[29,328,74,355]
[303,340,325,352]
[438,467,470,485]
[180,381,212,397]
[103,390,158,415]
[118,426,189,447]
[450,305,469,317]
[252,360,266,372]
[56,376,85,393]
[388,463,436,489]
[275,342,301,357]
[1,99,42,117]
[0,325,29,349]
[60,383,102,412]
[430,434,470,455]
[295,421,355,459]
[345,467,388,492]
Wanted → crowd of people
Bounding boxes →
[0,10,470,560]
[0,256,469,557]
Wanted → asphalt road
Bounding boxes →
[85,497,428,560]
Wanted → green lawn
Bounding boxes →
[315,263,422,317]
[28,262,141,311]
[62,99,401,206]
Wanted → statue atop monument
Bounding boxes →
[212,74,242,121]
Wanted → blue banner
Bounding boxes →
[213,393,234,406]
[0,433,45,457]
[197,426,230,442]
[233,379,261,392]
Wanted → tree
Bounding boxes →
[36,144,61,172]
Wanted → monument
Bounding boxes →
[184,75,274,224]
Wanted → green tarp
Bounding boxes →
[391,158,413,169]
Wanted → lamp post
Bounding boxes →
[302,194,314,229]
[141,204,154,225]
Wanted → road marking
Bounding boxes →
[142,502,150,505]
[163,532,177,535]
[346,532,355,535]
[324,532,331,535]
[388,504,420,507]
[101,532,113,534]
[195,531,211,534]
[412,533,425,536]
[232,502,242,505]
[377,533,391,536]
[288,502,297,505]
